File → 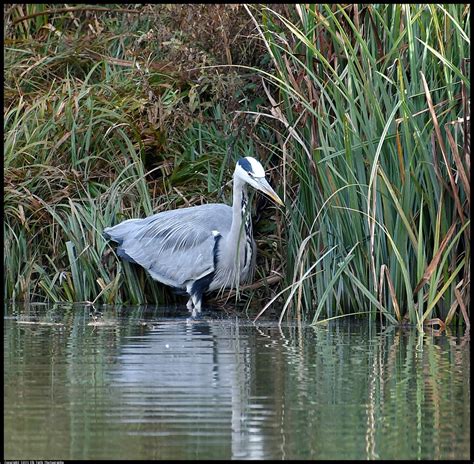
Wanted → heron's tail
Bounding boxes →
[103,219,144,264]
[103,218,143,243]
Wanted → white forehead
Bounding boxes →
[243,156,265,177]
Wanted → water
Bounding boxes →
[4,303,470,460]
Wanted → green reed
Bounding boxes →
[246,4,470,329]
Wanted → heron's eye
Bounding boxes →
[248,172,253,177]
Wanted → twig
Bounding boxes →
[209,274,282,302]
[12,6,142,26]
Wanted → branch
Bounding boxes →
[11,6,142,25]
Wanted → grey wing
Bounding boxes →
[103,204,232,288]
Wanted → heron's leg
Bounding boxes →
[186,297,193,311]
[191,293,202,313]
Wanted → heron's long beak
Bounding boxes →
[256,178,284,206]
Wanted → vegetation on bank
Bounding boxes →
[4,4,470,331]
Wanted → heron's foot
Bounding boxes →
[186,305,203,321]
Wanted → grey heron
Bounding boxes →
[103,157,283,315]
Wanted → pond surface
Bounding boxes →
[4,303,470,460]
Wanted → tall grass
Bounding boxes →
[247,4,470,329]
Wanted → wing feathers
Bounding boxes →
[104,204,232,287]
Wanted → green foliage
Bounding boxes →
[4,4,281,306]
[247,4,470,329]
[4,5,470,330]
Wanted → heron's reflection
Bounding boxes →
[108,318,269,459]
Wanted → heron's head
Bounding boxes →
[235,157,284,206]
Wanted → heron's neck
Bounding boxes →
[228,175,251,251]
